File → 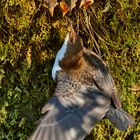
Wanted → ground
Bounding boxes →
[0,0,140,140]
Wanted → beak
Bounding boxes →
[79,0,94,9]
[69,25,77,44]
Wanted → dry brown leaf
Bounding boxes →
[60,0,78,16]
[60,1,70,16]
[70,0,78,10]
[46,0,58,16]
[45,0,94,16]
[80,0,94,9]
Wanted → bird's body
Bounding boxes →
[29,28,134,140]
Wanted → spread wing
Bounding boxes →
[28,85,110,140]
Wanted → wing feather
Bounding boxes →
[28,88,110,140]
[84,49,122,108]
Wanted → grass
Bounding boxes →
[0,0,139,140]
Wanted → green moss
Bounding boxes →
[0,0,139,139]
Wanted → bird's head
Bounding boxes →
[52,26,84,80]
[59,26,84,71]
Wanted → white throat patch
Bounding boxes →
[52,33,69,81]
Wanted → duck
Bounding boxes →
[28,26,134,140]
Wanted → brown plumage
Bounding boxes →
[28,27,134,140]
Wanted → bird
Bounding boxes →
[28,26,134,140]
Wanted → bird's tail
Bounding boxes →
[105,106,134,131]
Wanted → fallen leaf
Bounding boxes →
[60,0,78,16]
[46,0,58,16]
[60,1,70,16]
[44,0,94,16]
[70,0,78,11]
[80,0,94,9]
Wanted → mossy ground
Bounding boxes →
[0,0,140,140]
